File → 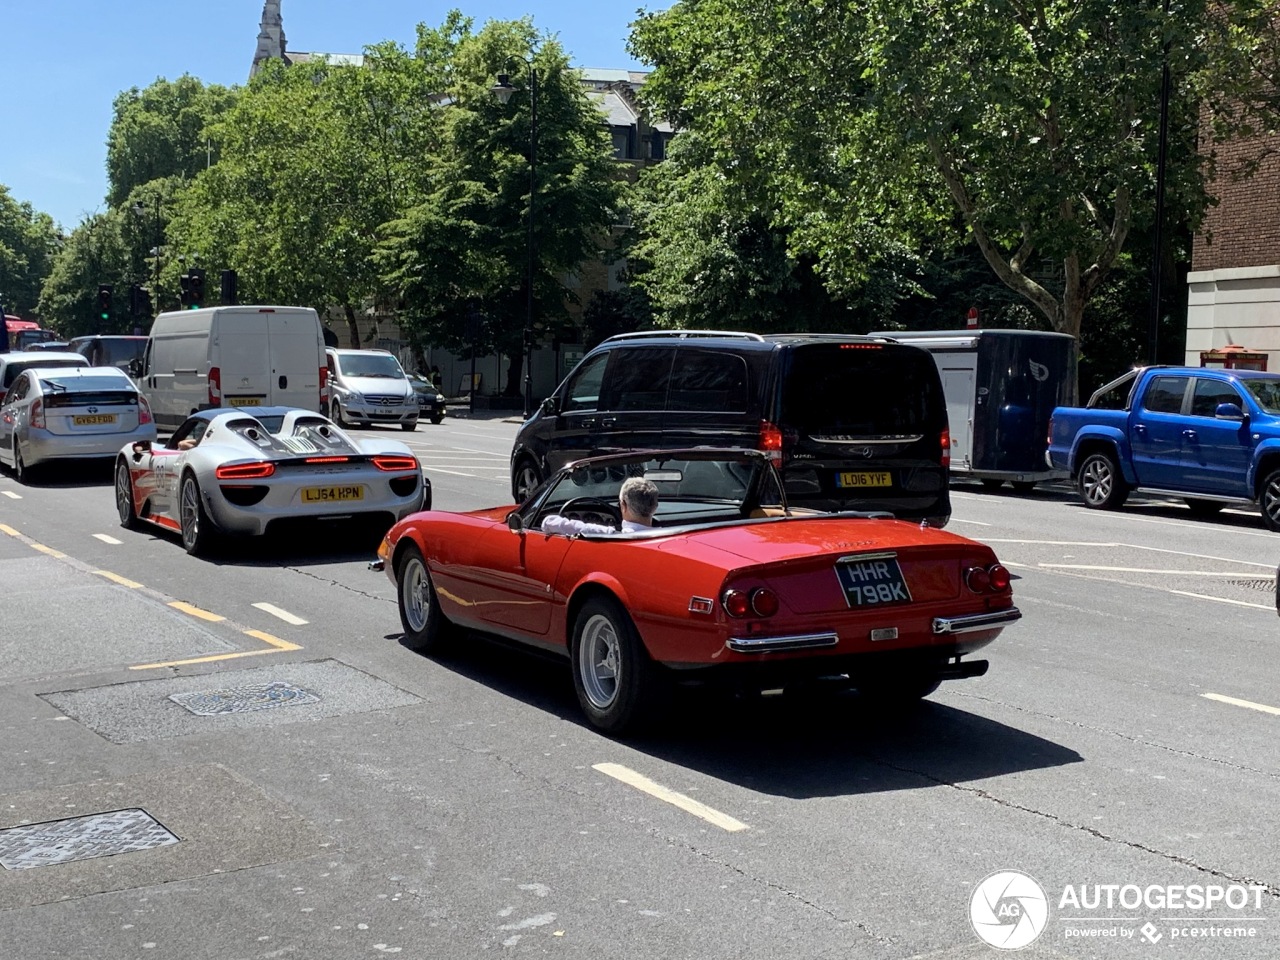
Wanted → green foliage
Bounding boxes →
[378,19,624,394]
[37,212,135,337]
[0,185,59,318]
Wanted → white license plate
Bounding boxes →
[226,396,265,407]
[836,471,891,488]
[72,414,118,426]
[302,485,364,503]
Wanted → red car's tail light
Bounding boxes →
[305,456,350,464]
[940,427,951,469]
[750,587,779,617]
[138,396,153,426]
[30,398,45,430]
[208,365,221,405]
[987,563,1011,592]
[216,461,276,480]
[759,420,783,461]
[722,589,751,618]
[965,566,991,593]
[373,456,418,472]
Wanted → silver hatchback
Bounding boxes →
[0,367,157,482]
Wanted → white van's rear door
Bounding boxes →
[214,311,272,408]
[267,310,323,411]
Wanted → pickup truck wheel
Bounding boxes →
[1184,498,1224,517]
[1260,470,1280,531]
[1078,452,1129,510]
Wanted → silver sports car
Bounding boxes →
[115,406,429,555]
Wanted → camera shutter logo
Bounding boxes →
[969,870,1049,949]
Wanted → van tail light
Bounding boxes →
[759,420,783,461]
[216,461,275,480]
[1047,417,1054,447]
[30,399,45,430]
[373,455,419,472]
[208,366,221,406]
[138,396,153,426]
[940,427,951,469]
[319,366,328,411]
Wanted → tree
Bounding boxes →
[379,19,625,396]
[0,185,59,318]
[37,213,133,336]
[629,0,1238,343]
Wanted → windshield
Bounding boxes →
[4,359,86,387]
[337,354,405,379]
[39,375,132,392]
[782,344,943,437]
[1244,377,1280,414]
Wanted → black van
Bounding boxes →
[510,331,952,523]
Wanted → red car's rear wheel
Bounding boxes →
[571,596,667,735]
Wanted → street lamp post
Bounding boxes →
[1148,0,1172,365]
[132,197,162,315]
[491,55,538,419]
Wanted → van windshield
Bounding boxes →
[337,354,404,379]
[781,344,942,437]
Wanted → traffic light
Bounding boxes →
[179,273,193,308]
[188,268,206,309]
[96,285,113,323]
[129,284,153,319]
[220,269,238,306]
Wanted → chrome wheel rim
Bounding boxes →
[180,478,199,548]
[401,557,429,632]
[115,462,132,522]
[515,463,539,501]
[1081,458,1111,505]
[1265,477,1280,527]
[578,613,621,710]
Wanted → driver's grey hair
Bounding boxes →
[619,476,659,518]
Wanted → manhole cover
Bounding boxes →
[0,808,179,870]
[169,681,321,716]
[1229,578,1275,592]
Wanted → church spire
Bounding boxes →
[251,0,286,77]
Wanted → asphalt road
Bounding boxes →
[1,415,1278,960]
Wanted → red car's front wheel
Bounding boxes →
[396,543,453,652]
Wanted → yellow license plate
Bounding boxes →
[837,471,891,488]
[72,414,117,426]
[226,396,265,407]
[302,485,364,503]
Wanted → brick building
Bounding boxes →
[1186,125,1280,367]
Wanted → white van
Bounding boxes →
[137,306,328,430]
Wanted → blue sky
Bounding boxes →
[1,0,657,230]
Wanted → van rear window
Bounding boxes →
[781,346,942,436]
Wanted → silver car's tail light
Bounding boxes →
[374,456,418,472]
[216,461,276,480]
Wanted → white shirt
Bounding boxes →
[540,515,650,536]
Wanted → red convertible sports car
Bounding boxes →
[373,449,1020,734]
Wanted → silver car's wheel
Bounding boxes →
[577,613,622,711]
[179,473,216,556]
[13,443,29,484]
[115,459,139,529]
[330,399,346,427]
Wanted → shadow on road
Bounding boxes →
[405,630,1083,799]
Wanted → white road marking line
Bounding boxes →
[948,518,991,526]
[1201,692,1280,716]
[1168,591,1274,610]
[1,491,21,500]
[1039,564,1268,577]
[93,534,122,544]
[986,539,1275,569]
[252,602,309,626]
[985,539,1120,546]
[428,467,484,478]
[593,762,748,832]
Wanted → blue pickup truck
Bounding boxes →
[1047,365,1280,530]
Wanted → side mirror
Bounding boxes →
[1215,402,1246,422]
[506,511,525,533]
[540,395,559,416]
[127,358,142,378]
[131,440,151,461]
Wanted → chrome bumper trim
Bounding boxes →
[727,632,839,653]
[368,558,385,572]
[933,607,1021,635]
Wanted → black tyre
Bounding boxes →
[13,442,32,484]
[571,596,668,734]
[430,412,445,424]
[401,421,417,432]
[1184,498,1224,517]
[330,399,347,427]
[1011,481,1037,493]
[511,456,543,503]
[396,543,453,652]
[1260,468,1280,532]
[115,458,139,529]
[980,479,1005,491]
[179,472,218,556]
[1077,451,1129,510]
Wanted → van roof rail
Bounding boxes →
[601,330,766,343]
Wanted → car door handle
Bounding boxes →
[1182,429,1198,439]
[579,417,598,428]
[600,417,617,427]
[1133,424,1146,433]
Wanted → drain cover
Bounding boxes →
[169,680,321,716]
[1229,578,1275,593]
[0,809,179,870]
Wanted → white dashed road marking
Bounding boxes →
[1201,692,1280,716]
[1,491,21,499]
[1169,591,1274,611]
[593,762,748,832]
[93,533,122,544]
[252,602,309,626]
